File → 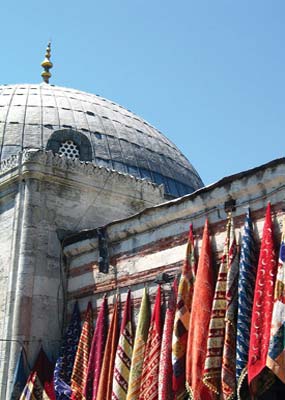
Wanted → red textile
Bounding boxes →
[186,219,215,400]
[158,281,176,400]
[266,216,285,383]
[71,302,93,400]
[83,296,108,400]
[139,286,162,400]
[173,276,178,299]
[172,224,196,400]
[20,347,55,400]
[96,296,120,400]
[248,203,278,394]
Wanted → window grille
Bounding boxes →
[58,140,80,159]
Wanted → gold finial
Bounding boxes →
[41,42,53,84]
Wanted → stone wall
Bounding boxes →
[0,182,17,367]
[1,153,285,398]
[0,150,164,398]
[63,158,285,321]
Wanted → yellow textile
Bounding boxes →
[126,288,150,400]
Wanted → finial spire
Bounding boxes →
[41,42,53,84]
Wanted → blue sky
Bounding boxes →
[1,1,284,185]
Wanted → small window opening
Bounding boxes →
[86,111,95,116]
[58,140,80,160]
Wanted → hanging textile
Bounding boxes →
[20,347,55,400]
[186,219,215,400]
[202,215,231,396]
[221,217,239,399]
[96,295,120,400]
[112,290,134,400]
[11,347,29,400]
[172,224,196,400]
[54,302,81,400]
[266,215,285,383]
[139,285,162,400]
[173,275,178,299]
[71,302,93,400]
[126,288,150,400]
[158,280,177,400]
[236,210,257,399]
[83,296,108,400]
[248,203,277,396]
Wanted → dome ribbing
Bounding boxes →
[0,84,203,197]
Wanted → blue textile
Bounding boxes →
[236,209,257,386]
[10,347,28,400]
[54,302,81,400]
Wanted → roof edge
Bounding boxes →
[62,156,285,248]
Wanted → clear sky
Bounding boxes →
[1,1,284,185]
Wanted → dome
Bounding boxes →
[0,84,203,197]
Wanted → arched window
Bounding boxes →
[46,129,93,161]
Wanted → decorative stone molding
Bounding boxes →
[0,153,20,173]
[0,149,164,205]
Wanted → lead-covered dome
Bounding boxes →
[0,84,203,197]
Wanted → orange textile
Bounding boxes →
[71,302,93,400]
[202,216,232,396]
[96,296,120,400]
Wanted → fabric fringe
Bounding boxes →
[237,367,248,400]
[202,374,220,396]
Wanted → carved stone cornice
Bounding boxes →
[0,153,20,173]
[0,149,164,204]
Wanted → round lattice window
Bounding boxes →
[58,140,80,159]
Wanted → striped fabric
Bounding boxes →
[71,302,93,400]
[172,224,196,400]
[266,215,285,383]
[202,216,231,396]
[112,291,134,400]
[96,296,120,400]
[83,296,108,400]
[186,219,215,400]
[222,218,239,399]
[158,281,176,400]
[236,210,257,399]
[54,302,82,400]
[139,285,162,400]
[20,348,55,400]
[248,203,277,396]
[126,288,150,400]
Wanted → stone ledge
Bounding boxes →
[62,157,285,256]
[0,149,164,204]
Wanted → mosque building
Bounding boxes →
[0,44,284,399]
